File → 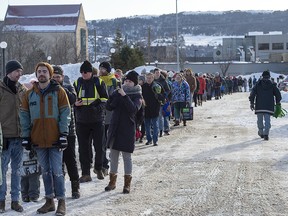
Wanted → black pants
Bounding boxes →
[63,135,79,181]
[76,122,105,176]
[102,124,110,170]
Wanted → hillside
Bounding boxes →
[88,10,288,40]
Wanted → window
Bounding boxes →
[272,43,284,50]
[258,43,269,50]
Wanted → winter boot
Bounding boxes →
[11,201,23,212]
[105,173,117,191]
[183,120,187,126]
[56,199,66,216]
[123,175,132,194]
[37,198,55,214]
[0,201,4,213]
[264,135,269,141]
[173,120,180,126]
[71,180,80,199]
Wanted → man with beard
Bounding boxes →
[20,62,71,216]
[0,60,26,213]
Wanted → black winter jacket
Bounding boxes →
[106,85,142,153]
[73,77,108,124]
[249,78,282,115]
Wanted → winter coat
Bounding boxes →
[73,76,108,124]
[62,83,76,136]
[184,74,197,93]
[100,73,121,125]
[106,84,142,153]
[142,82,163,118]
[171,80,191,103]
[154,74,171,100]
[0,79,26,138]
[197,77,206,95]
[249,78,282,115]
[20,80,71,148]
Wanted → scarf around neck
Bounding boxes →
[122,84,142,95]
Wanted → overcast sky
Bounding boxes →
[1,0,287,20]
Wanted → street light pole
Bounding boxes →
[176,0,180,72]
[155,60,158,68]
[0,41,8,79]
[47,56,51,64]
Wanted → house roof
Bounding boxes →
[4,4,82,32]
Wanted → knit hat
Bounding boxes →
[80,60,93,73]
[139,75,145,83]
[53,65,64,75]
[262,70,270,78]
[6,60,23,75]
[35,62,54,77]
[99,61,111,73]
[125,70,139,85]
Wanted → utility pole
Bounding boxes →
[176,0,180,71]
[94,29,97,62]
[148,26,151,65]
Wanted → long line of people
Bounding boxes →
[0,59,251,215]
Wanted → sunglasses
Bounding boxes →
[81,71,90,74]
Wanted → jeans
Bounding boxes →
[21,173,40,199]
[36,148,65,199]
[0,138,23,201]
[158,107,170,132]
[109,149,132,175]
[144,117,159,144]
[173,102,186,121]
[257,113,271,136]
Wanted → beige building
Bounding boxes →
[2,4,88,64]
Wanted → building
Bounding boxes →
[2,4,88,65]
[214,32,288,63]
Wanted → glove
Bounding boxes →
[53,134,68,151]
[22,137,32,151]
[250,103,254,111]
[273,103,287,118]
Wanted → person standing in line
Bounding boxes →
[99,61,121,176]
[171,73,191,126]
[153,68,171,136]
[249,70,282,141]
[104,71,142,194]
[184,68,197,106]
[20,62,71,215]
[73,60,108,182]
[52,65,80,199]
[142,72,164,146]
[0,60,26,213]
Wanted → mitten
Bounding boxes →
[250,103,254,111]
[53,134,68,151]
[22,137,32,151]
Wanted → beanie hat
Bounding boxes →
[53,65,64,75]
[6,60,23,75]
[99,61,111,73]
[262,70,270,78]
[139,75,145,83]
[80,60,93,73]
[35,62,54,77]
[125,70,139,85]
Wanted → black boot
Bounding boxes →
[71,180,80,199]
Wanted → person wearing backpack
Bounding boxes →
[73,60,109,183]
